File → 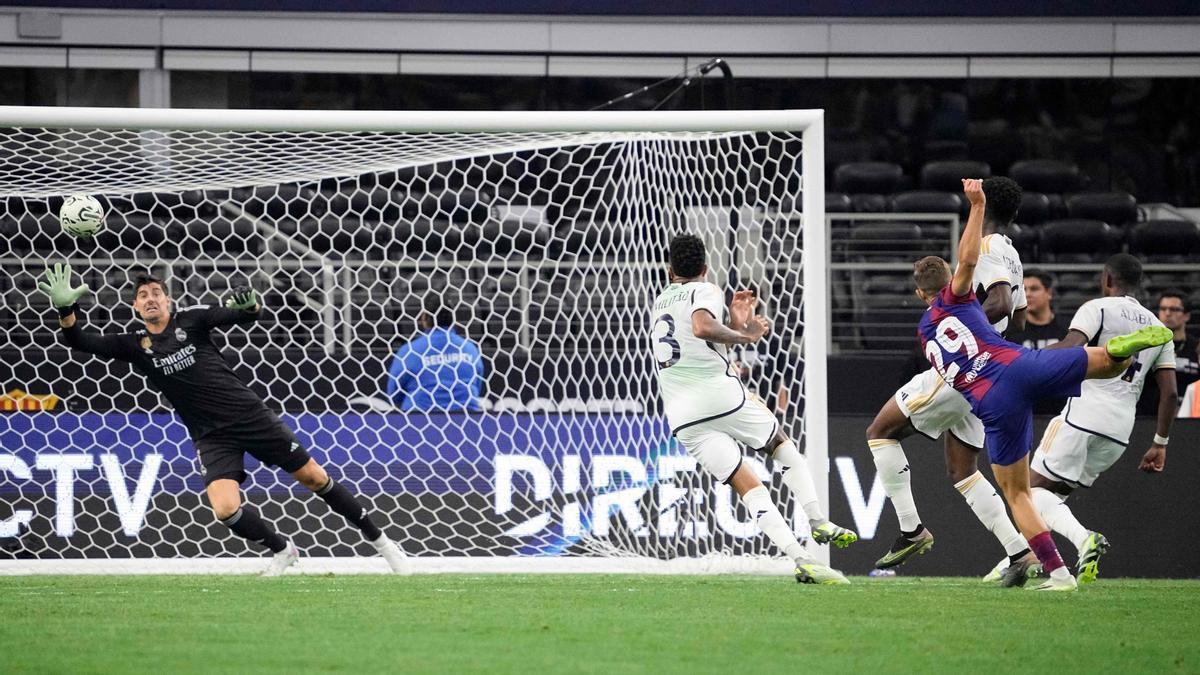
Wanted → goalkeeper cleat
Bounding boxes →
[874,527,934,569]
[1106,325,1173,359]
[811,521,859,549]
[261,541,299,577]
[372,537,413,576]
[982,557,1009,583]
[795,563,851,585]
[1000,552,1043,588]
[1032,574,1079,592]
[1076,532,1111,585]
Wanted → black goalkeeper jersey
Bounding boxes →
[61,304,276,439]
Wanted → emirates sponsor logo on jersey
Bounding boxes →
[152,344,197,375]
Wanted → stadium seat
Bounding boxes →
[890,190,963,215]
[1066,192,1139,227]
[825,192,853,213]
[833,162,904,194]
[1129,220,1200,262]
[856,274,927,351]
[1016,192,1052,226]
[472,215,551,258]
[919,161,991,192]
[548,221,630,258]
[847,222,925,261]
[888,191,961,238]
[1009,159,1083,194]
[850,194,888,213]
[349,188,402,224]
[922,140,970,161]
[1037,219,1122,263]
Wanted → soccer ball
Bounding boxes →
[59,194,106,238]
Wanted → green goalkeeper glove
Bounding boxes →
[225,287,258,311]
[36,263,90,309]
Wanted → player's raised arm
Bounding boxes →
[951,178,986,297]
[37,263,132,361]
[191,286,262,329]
[693,290,769,346]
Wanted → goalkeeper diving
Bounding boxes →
[38,264,410,575]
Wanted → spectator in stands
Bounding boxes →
[385,298,483,412]
[1006,270,1068,350]
[1157,290,1200,395]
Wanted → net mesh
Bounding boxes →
[0,124,810,563]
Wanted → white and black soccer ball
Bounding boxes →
[58,194,106,238]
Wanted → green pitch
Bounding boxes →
[2,575,1198,674]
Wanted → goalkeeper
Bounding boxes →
[38,264,410,576]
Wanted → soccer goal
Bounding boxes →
[0,107,827,575]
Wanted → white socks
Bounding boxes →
[742,485,811,565]
[868,439,922,533]
[1032,487,1089,554]
[955,471,1027,557]
[770,439,826,526]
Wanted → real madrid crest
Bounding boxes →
[140,336,153,353]
[175,327,188,342]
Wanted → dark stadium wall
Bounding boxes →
[826,415,1200,579]
[6,0,1199,16]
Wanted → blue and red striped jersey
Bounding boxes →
[917,285,1027,409]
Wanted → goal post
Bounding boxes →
[0,106,827,574]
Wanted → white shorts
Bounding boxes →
[674,396,778,482]
[894,368,985,449]
[1030,415,1126,489]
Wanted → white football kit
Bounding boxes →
[1031,296,1175,488]
[894,233,1027,448]
[652,281,777,482]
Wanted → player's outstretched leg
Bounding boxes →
[865,399,931,568]
[728,463,849,585]
[207,479,298,576]
[1085,325,1173,379]
[292,460,412,575]
[768,432,858,549]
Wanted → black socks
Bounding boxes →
[220,506,287,553]
[316,478,383,542]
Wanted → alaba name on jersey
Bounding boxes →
[1063,296,1176,443]
[650,281,745,432]
[974,233,1026,334]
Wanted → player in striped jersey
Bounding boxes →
[1030,254,1179,583]
[866,177,1035,581]
[915,180,1172,591]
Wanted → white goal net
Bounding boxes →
[0,108,827,573]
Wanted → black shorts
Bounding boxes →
[193,415,312,486]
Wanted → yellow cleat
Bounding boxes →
[795,563,850,585]
[811,521,859,549]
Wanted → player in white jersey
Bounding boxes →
[865,177,1040,585]
[652,234,857,585]
[1031,254,1179,583]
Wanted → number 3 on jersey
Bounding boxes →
[925,316,979,383]
[652,314,681,369]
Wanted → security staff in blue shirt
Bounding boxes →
[385,301,483,412]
